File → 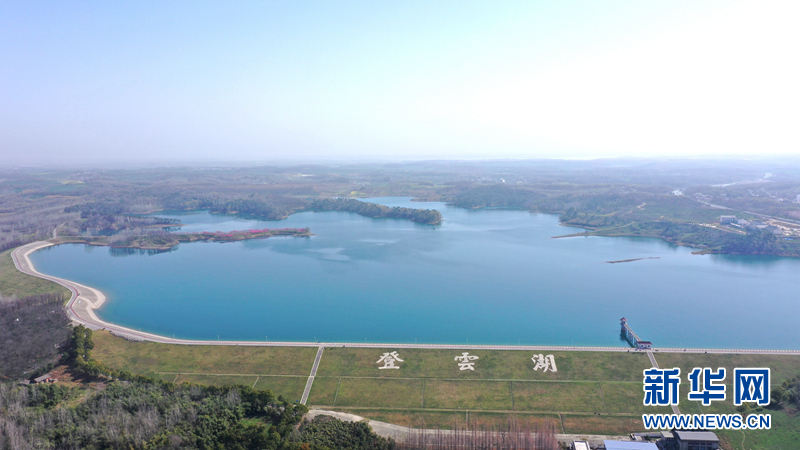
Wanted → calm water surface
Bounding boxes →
[30,198,800,348]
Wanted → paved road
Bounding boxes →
[306,409,630,446]
[647,350,681,415]
[695,199,800,227]
[646,350,658,369]
[300,346,324,404]
[12,241,800,355]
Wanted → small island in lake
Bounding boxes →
[605,257,660,264]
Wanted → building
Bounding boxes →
[719,215,736,224]
[603,440,658,450]
[657,431,719,450]
[673,431,719,450]
[33,373,57,384]
[621,318,653,349]
[572,441,591,450]
[658,431,677,450]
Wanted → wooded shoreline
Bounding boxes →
[52,227,312,251]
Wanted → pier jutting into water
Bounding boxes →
[620,317,652,349]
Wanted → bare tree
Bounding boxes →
[399,416,559,450]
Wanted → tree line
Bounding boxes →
[450,184,543,209]
[0,376,313,449]
[720,228,796,255]
[308,198,442,224]
[0,293,71,379]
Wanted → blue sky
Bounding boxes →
[1,1,798,165]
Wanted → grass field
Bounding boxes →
[91,333,800,449]
[92,331,316,401]
[308,348,674,417]
[644,352,800,449]
[0,248,70,298]
[314,347,652,381]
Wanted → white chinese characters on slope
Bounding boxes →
[455,352,479,371]
[532,354,557,372]
[376,352,404,369]
[373,352,553,373]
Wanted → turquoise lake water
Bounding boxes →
[30,197,800,348]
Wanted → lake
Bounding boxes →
[30,197,800,348]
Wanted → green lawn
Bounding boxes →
[715,408,800,450]
[253,376,310,403]
[308,376,341,405]
[92,331,317,377]
[157,374,307,404]
[423,380,513,411]
[0,248,70,298]
[91,334,800,449]
[599,382,672,415]
[175,373,259,388]
[334,378,424,409]
[512,381,604,413]
[654,352,800,385]
[315,347,652,381]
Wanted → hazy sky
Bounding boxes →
[2,1,798,165]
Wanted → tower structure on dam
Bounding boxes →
[620,317,652,349]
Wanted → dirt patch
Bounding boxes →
[48,365,108,390]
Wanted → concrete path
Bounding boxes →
[646,350,681,415]
[12,240,800,356]
[646,350,659,369]
[301,346,324,404]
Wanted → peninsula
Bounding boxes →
[52,227,312,251]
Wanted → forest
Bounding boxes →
[0,293,70,380]
[0,326,396,450]
[57,227,312,251]
[309,198,442,224]
[0,378,397,449]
